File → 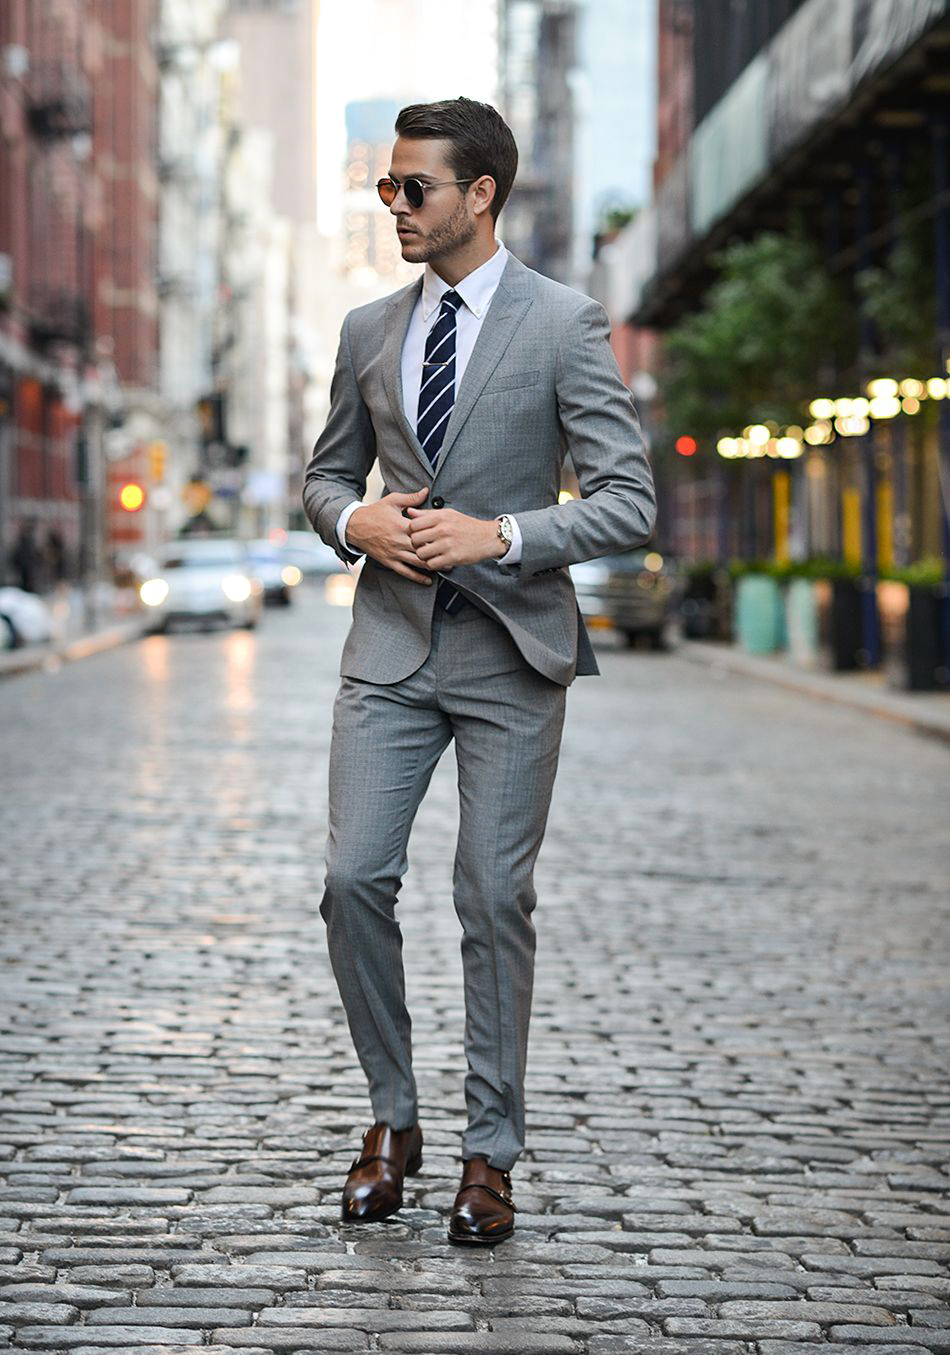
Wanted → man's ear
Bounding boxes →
[472,174,497,218]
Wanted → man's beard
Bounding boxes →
[400,198,477,263]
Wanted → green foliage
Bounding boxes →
[726,556,863,582]
[856,228,936,375]
[880,556,945,588]
[659,231,856,442]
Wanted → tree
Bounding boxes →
[659,230,856,442]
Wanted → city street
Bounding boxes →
[1,581,949,1355]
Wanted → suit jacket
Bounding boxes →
[301,251,657,687]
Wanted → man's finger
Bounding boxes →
[390,561,433,583]
[389,487,430,505]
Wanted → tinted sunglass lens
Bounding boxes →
[404,178,425,209]
[377,179,396,205]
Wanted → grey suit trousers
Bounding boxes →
[320,598,567,1171]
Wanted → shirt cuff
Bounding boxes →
[495,514,522,566]
[336,500,365,560]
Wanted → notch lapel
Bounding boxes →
[381,278,434,481]
[432,276,532,480]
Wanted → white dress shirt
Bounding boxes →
[335,239,522,566]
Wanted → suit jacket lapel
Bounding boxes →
[433,266,533,479]
[381,278,434,481]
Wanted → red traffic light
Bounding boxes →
[675,435,697,456]
[119,482,146,511]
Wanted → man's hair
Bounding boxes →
[394,97,518,222]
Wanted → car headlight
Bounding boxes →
[281,565,302,586]
[140,577,169,606]
[221,573,251,602]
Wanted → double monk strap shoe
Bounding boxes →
[341,1121,423,1223]
[447,1156,517,1246]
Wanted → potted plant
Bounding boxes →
[730,558,787,654]
[878,557,949,690]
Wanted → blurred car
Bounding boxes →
[570,559,613,631]
[0,587,53,649]
[570,548,681,649]
[247,539,303,606]
[280,530,348,577]
[139,538,264,633]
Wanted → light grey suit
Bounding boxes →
[302,250,655,1169]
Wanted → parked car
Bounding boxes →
[570,549,680,649]
[247,539,302,607]
[570,559,613,631]
[0,587,53,649]
[140,538,264,633]
[280,530,348,576]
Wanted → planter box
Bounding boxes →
[813,577,874,671]
[878,579,950,691]
[784,577,820,668]
[681,569,733,640]
[735,573,785,654]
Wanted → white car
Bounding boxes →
[280,530,349,576]
[0,587,54,649]
[140,538,264,633]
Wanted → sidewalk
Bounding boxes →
[0,581,146,679]
[677,636,950,743]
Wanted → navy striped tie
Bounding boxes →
[417,289,465,613]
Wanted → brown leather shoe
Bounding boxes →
[341,1121,423,1222]
[447,1155,517,1245]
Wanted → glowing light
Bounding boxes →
[140,578,169,607]
[119,482,145,511]
[786,425,804,440]
[221,574,252,602]
[804,420,834,446]
[867,378,898,398]
[899,378,925,398]
[325,573,356,607]
[868,395,901,419]
[717,437,738,457]
[834,414,869,437]
[281,565,302,586]
[776,437,803,458]
[675,435,698,456]
[927,377,947,399]
[902,397,921,415]
[834,398,853,417]
[744,424,770,446]
[643,552,664,572]
[809,398,835,419]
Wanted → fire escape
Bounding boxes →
[25,55,92,349]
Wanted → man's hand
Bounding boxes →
[406,506,506,570]
[346,487,433,584]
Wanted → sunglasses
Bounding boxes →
[376,175,474,210]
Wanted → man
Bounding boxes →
[302,97,655,1246]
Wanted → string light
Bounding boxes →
[715,372,943,457]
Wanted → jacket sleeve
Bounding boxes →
[499,298,656,578]
[301,311,377,562]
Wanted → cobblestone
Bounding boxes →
[1,590,948,1351]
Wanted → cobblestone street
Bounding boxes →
[1,582,949,1355]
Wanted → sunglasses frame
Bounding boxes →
[376,175,475,210]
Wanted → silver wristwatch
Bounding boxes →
[496,514,514,554]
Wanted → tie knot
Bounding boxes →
[441,289,462,313]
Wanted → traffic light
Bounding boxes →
[118,481,146,512]
[675,435,698,457]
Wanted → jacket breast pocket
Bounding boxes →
[482,369,541,395]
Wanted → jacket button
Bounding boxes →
[431,496,445,509]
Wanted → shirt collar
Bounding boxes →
[421,240,509,322]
